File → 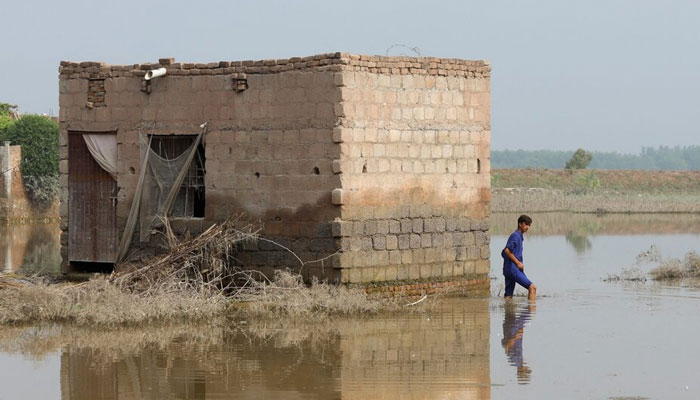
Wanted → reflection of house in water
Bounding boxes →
[339,299,491,399]
[59,299,490,399]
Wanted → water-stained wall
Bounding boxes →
[58,53,491,286]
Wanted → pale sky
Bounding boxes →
[1,0,699,152]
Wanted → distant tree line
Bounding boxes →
[492,146,700,170]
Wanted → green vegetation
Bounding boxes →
[493,146,700,170]
[0,102,17,117]
[571,171,600,194]
[565,148,593,170]
[0,105,59,205]
[0,102,17,136]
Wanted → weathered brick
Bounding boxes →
[400,218,412,233]
[409,234,421,249]
[389,220,401,234]
[377,219,389,234]
[386,235,398,250]
[365,220,378,235]
[412,219,423,233]
[398,234,410,250]
[373,235,386,250]
[389,250,401,265]
[423,218,436,233]
[432,233,444,247]
[401,249,413,264]
[475,231,489,245]
[353,221,365,235]
[331,219,352,237]
[435,218,446,232]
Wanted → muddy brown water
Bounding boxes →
[0,222,61,275]
[1,213,700,399]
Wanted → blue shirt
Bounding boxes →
[502,229,524,277]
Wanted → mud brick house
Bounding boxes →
[58,53,491,290]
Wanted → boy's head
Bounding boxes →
[517,214,532,233]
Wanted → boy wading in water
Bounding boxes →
[502,215,537,300]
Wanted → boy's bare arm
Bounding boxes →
[504,248,524,270]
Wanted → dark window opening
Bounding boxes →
[150,135,206,218]
[477,158,481,174]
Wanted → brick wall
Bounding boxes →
[59,53,491,288]
[330,61,491,284]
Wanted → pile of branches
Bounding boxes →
[111,216,385,316]
[111,217,259,296]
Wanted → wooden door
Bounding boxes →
[68,133,118,263]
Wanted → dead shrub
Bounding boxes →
[0,217,396,325]
[649,259,685,281]
[608,246,700,283]
[233,270,392,317]
[604,267,647,282]
[0,276,226,326]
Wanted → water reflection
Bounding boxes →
[565,233,592,254]
[2,299,491,399]
[492,212,700,255]
[501,301,535,384]
[0,223,60,274]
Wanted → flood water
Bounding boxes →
[0,222,61,275]
[1,213,700,399]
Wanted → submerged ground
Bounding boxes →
[1,212,699,399]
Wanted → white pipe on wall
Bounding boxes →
[144,67,167,81]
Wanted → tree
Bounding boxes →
[0,115,13,136]
[3,115,59,205]
[0,102,18,117]
[565,148,593,170]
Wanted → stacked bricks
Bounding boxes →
[332,215,490,284]
[59,54,489,81]
[87,79,106,107]
[58,53,490,291]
